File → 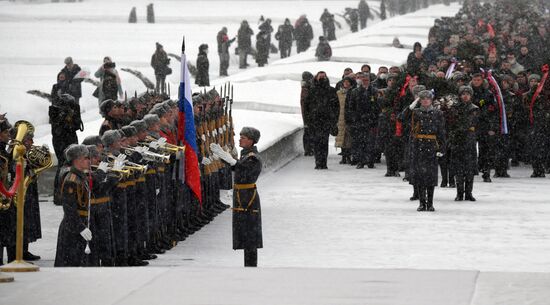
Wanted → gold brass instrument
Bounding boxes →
[1,120,49,272]
[144,136,185,153]
[121,146,170,164]
[105,154,148,174]
[90,164,131,179]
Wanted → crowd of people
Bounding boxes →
[301,0,550,212]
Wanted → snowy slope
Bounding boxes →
[0,0,457,154]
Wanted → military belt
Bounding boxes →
[233,183,256,190]
[90,197,110,205]
[78,210,88,217]
[126,180,136,187]
[137,177,146,183]
[117,182,128,189]
[146,169,157,175]
[414,134,437,140]
[232,207,259,214]
[158,166,165,173]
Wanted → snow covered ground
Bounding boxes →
[2,1,550,304]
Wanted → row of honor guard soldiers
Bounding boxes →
[54,88,234,267]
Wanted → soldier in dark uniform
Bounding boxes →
[528,70,550,177]
[54,144,92,267]
[345,72,380,169]
[404,90,446,212]
[211,127,262,267]
[0,117,16,264]
[471,73,500,183]
[304,71,339,169]
[21,129,42,261]
[448,86,479,201]
[99,99,124,136]
[101,130,129,266]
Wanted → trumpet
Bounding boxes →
[122,146,170,164]
[104,154,148,174]
[145,136,186,152]
[90,164,131,178]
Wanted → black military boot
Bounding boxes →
[483,171,492,182]
[417,187,426,212]
[356,163,365,169]
[339,155,348,164]
[455,176,464,201]
[448,176,456,188]
[426,186,435,212]
[410,185,419,201]
[465,177,476,201]
[244,248,258,267]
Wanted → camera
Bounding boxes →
[104,62,116,69]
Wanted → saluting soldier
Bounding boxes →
[54,144,92,267]
[211,127,262,267]
[404,90,446,212]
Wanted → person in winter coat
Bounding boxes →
[258,18,274,46]
[294,15,314,53]
[237,20,254,69]
[404,90,446,212]
[217,27,236,76]
[94,56,123,106]
[358,0,371,29]
[319,9,337,41]
[528,69,550,177]
[195,44,210,86]
[315,36,332,61]
[304,71,339,169]
[343,8,359,33]
[335,77,353,164]
[275,19,294,58]
[345,72,381,169]
[210,127,263,267]
[150,42,171,95]
[255,30,270,67]
[448,86,479,201]
[300,71,315,156]
[54,145,92,267]
[60,57,83,105]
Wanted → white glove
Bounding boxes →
[210,143,236,166]
[113,160,124,171]
[97,161,109,173]
[222,125,227,132]
[115,154,126,163]
[80,228,92,241]
[218,127,223,134]
[157,137,167,147]
[212,154,220,160]
[201,134,206,141]
[135,146,149,153]
[436,152,444,157]
[212,129,218,137]
[409,97,419,110]
[201,157,211,165]
[149,141,160,149]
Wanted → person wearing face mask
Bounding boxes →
[195,44,210,87]
[345,72,380,169]
[373,66,389,90]
[304,71,339,169]
[404,90,446,212]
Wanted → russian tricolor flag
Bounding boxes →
[178,37,202,204]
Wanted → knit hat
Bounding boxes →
[458,85,474,96]
[64,57,73,65]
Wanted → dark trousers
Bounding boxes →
[219,52,229,76]
[455,174,474,196]
[89,203,114,266]
[439,147,454,185]
[244,248,257,267]
[478,135,496,175]
[350,127,376,166]
[155,75,166,95]
[311,131,329,168]
[303,127,314,155]
[384,137,402,173]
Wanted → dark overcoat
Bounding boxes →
[232,146,262,250]
[54,167,89,267]
[448,102,479,175]
[407,105,446,186]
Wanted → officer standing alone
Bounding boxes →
[211,127,262,267]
